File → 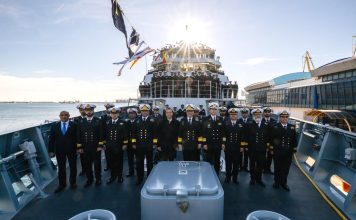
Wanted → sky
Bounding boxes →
[0,0,355,102]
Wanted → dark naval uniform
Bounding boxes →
[262,117,277,173]
[77,117,103,184]
[74,115,86,175]
[202,115,224,174]
[157,118,180,161]
[271,123,297,189]
[132,116,157,184]
[125,118,137,176]
[100,113,111,171]
[246,120,270,185]
[238,117,251,170]
[103,118,128,182]
[178,117,202,161]
[223,119,245,183]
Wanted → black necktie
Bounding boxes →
[232,122,235,126]
[189,118,191,125]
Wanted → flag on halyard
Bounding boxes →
[162,52,167,64]
[111,0,127,39]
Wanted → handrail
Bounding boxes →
[0,150,25,165]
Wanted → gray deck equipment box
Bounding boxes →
[141,161,224,220]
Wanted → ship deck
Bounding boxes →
[13,155,340,220]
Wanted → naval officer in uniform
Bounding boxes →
[101,103,115,172]
[202,102,224,175]
[132,104,158,185]
[102,107,128,184]
[271,110,297,191]
[222,108,245,184]
[238,107,251,172]
[76,104,104,187]
[262,107,277,174]
[177,104,202,161]
[74,104,86,176]
[246,108,270,187]
[125,107,137,177]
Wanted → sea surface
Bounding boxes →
[0,103,127,134]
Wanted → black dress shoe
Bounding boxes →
[84,181,93,188]
[70,184,77,189]
[95,180,102,186]
[224,177,230,183]
[256,180,266,187]
[263,169,274,175]
[233,178,239,184]
[273,182,280,189]
[249,180,256,185]
[126,173,134,177]
[118,177,124,183]
[282,184,290,191]
[54,185,66,193]
[106,177,116,184]
[136,179,142,186]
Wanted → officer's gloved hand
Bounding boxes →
[132,145,136,149]
[122,145,127,151]
[157,146,162,151]
[221,144,225,151]
[177,144,183,151]
[197,144,201,149]
[240,148,244,153]
[97,147,103,151]
[77,149,83,154]
[203,145,208,150]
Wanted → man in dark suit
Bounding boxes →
[157,107,180,161]
[49,111,77,193]
[262,107,277,174]
[271,110,297,191]
[246,108,271,187]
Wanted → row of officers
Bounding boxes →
[48,102,297,193]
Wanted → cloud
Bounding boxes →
[53,0,110,24]
[0,73,136,102]
[32,69,55,74]
[235,57,280,66]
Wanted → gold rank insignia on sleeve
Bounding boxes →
[178,137,183,143]
[198,137,203,142]
[240,142,248,146]
[131,138,136,143]
[123,140,128,144]
[76,143,82,148]
[153,138,158,144]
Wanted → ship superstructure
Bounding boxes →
[138,41,239,108]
